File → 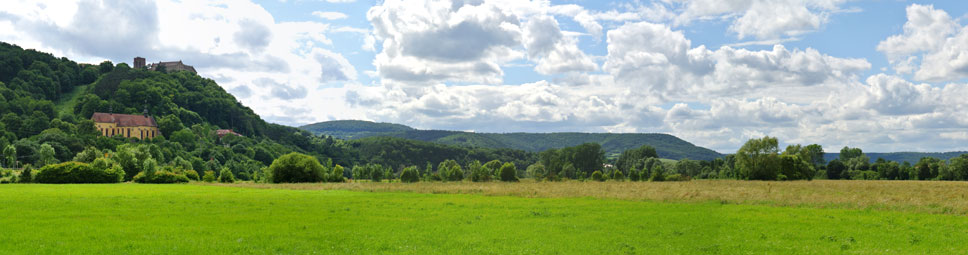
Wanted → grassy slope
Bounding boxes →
[53,84,88,117]
[0,184,965,254]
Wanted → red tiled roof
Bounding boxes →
[216,129,241,137]
[91,112,158,127]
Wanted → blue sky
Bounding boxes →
[2,0,968,153]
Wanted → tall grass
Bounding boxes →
[223,179,968,215]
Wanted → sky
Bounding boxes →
[2,0,968,153]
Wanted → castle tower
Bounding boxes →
[134,57,146,69]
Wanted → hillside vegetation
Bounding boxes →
[0,42,540,182]
[304,120,413,139]
[301,120,723,160]
[0,42,356,181]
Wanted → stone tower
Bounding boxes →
[134,57,146,69]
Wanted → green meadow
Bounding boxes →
[1,184,966,254]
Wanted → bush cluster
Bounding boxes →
[202,171,217,182]
[133,171,190,184]
[33,161,123,183]
[218,168,235,183]
[591,171,605,182]
[400,166,420,183]
[499,162,518,182]
[268,152,325,183]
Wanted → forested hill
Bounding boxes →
[0,41,355,180]
[824,152,968,164]
[301,120,413,139]
[301,120,724,160]
[0,42,545,179]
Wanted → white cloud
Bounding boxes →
[366,0,605,84]
[523,15,597,75]
[603,21,870,103]
[877,4,968,82]
[877,4,956,60]
[548,4,603,39]
[859,74,940,116]
[312,11,348,20]
[367,0,525,84]
[599,0,852,41]
[726,0,827,40]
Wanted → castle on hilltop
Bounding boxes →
[133,57,196,74]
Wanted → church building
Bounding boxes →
[91,112,160,139]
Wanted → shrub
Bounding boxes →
[19,165,33,183]
[779,155,814,181]
[483,160,502,177]
[848,170,879,180]
[400,166,420,183]
[498,162,518,182]
[591,171,605,182]
[470,161,491,182]
[611,170,625,181]
[628,169,640,181]
[664,174,691,182]
[826,160,846,180]
[34,161,124,183]
[329,165,346,182]
[370,167,384,182]
[142,158,158,177]
[218,168,235,183]
[525,163,545,180]
[446,165,463,181]
[185,170,200,181]
[133,171,190,184]
[439,160,462,182]
[202,171,216,182]
[649,171,665,182]
[33,161,124,183]
[267,152,324,183]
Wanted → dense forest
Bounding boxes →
[0,41,359,182]
[302,120,723,160]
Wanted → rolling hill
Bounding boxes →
[300,120,724,160]
[823,152,968,164]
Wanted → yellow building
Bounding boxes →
[91,112,160,139]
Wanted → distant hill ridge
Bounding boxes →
[824,152,968,164]
[300,120,724,160]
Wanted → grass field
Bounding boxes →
[1,183,967,254]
